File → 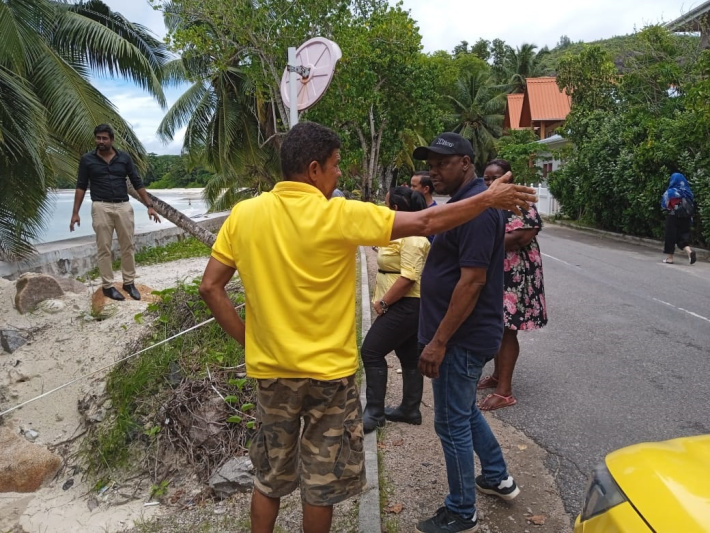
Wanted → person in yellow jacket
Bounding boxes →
[361,186,430,433]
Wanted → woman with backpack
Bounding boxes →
[661,172,696,265]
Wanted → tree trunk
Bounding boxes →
[128,188,217,247]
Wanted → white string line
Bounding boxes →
[0,304,244,418]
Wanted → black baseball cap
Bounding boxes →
[413,132,475,161]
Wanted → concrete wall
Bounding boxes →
[0,215,228,281]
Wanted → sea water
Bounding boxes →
[37,189,222,244]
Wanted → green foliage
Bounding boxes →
[496,129,544,184]
[556,45,617,113]
[149,479,170,500]
[495,43,551,93]
[307,2,439,199]
[551,26,709,244]
[444,70,505,174]
[542,31,699,74]
[146,154,217,188]
[80,278,250,476]
[82,236,211,280]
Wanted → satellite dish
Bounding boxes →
[280,37,342,128]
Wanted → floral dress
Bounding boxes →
[502,205,548,331]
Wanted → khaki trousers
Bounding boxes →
[91,201,136,289]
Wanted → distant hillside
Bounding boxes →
[541,32,700,74]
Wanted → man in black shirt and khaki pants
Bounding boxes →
[70,124,161,301]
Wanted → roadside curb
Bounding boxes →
[545,218,710,261]
[358,246,381,533]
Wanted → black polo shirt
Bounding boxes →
[76,149,144,202]
[418,177,505,355]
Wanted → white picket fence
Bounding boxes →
[528,183,561,216]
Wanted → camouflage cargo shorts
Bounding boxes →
[249,374,366,506]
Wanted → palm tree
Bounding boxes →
[156,0,287,214]
[157,58,281,214]
[500,43,550,93]
[446,71,506,173]
[0,0,171,259]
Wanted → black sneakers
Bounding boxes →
[475,475,520,501]
[415,506,478,533]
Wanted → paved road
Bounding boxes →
[484,224,710,517]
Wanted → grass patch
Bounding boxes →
[378,445,399,533]
[80,237,211,281]
[80,277,251,481]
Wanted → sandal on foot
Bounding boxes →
[477,375,499,390]
[662,259,674,264]
[689,251,697,265]
[479,393,517,411]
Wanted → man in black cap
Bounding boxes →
[413,133,520,533]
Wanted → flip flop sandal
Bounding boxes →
[477,375,499,390]
[479,393,517,411]
[662,259,674,264]
[689,251,697,265]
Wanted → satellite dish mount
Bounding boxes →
[281,38,342,129]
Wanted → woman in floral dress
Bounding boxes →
[478,159,548,410]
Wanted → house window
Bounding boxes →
[541,162,555,178]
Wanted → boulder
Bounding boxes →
[0,427,62,492]
[90,283,158,317]
[1,330,27,354]
[208,457,254,499]
[54,277,88,294]
[14,274,64,314]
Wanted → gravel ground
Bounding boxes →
[363,246,572,533]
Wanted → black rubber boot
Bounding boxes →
[362,367,387,433]
[384,368,423,425]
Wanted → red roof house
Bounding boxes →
[503,94,524,130]
[503,77,572,139]
[518,77,571,139]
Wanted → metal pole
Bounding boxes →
[288,47,298,129]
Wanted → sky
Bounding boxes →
[96,0,699,155]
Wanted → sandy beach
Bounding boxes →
[0,257,210,532]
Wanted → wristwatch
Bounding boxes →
[379,300,389,314]
[147,203,154,209]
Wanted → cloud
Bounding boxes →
[105,0,167,38]
[399,0,696,53]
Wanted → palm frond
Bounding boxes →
[0,65,47,175]
[52,4,168,106]
[158,79,209,141]
[0,64,52,259]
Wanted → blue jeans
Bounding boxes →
[431,345,509,516]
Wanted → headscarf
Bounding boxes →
[660,173,694,210]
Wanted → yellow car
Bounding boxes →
[574,435,710,532]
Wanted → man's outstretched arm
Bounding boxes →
[390,173,535,240]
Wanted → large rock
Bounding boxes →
[54,277,88,294]
[14,274,64,314]
[0,427,62,492]
[1,330,27,354]
[90,283,158,317]
[208,457,254,499]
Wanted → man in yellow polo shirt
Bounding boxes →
[199,122,536,533]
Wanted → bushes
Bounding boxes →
[81,279,254,482]
[550,31,710,245]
